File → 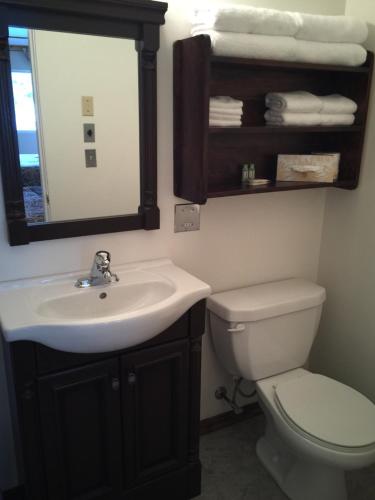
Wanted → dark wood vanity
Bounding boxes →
[3,300,206,500]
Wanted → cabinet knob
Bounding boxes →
[128,373,136,385]
[22,389,34,400]
[111,378,120,391]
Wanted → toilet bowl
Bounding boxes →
[256,369,375,500]
[207,279,375,500]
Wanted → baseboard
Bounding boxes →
[200,401,263,435]
[1,485,25,500]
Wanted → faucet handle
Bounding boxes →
[94,251,111,274]
[96,250,111,262]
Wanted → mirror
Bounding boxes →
[9,28,140,224]
[0,0,167,245]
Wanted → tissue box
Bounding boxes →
[276,153,340,183]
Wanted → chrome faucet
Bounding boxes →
[75,251,119,288]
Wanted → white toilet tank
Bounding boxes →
[207,279,326,381]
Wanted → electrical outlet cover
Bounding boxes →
[81,96,94,116]
[85,149,97,168]
[83,123,95,143]
[174,204,200,232]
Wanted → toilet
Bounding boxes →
[207,278,375,500]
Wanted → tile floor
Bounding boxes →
[198,414,375,500]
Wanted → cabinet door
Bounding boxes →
[38,359,123,500]
[122,340,189,485]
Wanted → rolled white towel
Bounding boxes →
[265,110,321,126]
[210,96,243,110]
[265,91,322,113]
[198,31,297,63]
[191,6,302,37]
[194,31,367,67]
[210,106,243,116]
[210,112,243,121]
[296,14,368,44]
[320,113,355,126]
[319,94,358,114]
[294,39,367,67]
[210,118,242,127]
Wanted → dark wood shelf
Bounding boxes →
[209,125,363,135]
[211,54,371,74]
[207,181,352,198]
[174,35,373,204]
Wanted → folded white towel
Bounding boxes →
[319,94,358,114]
[192,6,368,45]
[265,110,321,126]
[192,6,302,37]
[320,113,355,126]
[197,31,296,62]
[210,106,243,116]
[265,110,355,126]
[210,96,243,110]
[210,118,242,127]
[265,91,322,113]
[294,39,367,67]
[296,14,368,44]
[195,31,367,67]
[210,112,243,121]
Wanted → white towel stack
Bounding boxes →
[264,91,357,126]
[210,96,243,127]
[191,6,368,67]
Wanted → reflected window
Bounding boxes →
[9,27,45,223]
[12,71,37,133]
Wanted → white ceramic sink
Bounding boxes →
[0,259,211,353]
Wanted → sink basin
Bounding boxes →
[0,259,211,353]
[37,278,175,320]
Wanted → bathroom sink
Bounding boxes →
[37,279,175,320]
[0,259,211,353]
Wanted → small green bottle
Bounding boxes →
[248,163,256,182]
[241,164,249,185]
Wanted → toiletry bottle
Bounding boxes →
[248,163,256,182]
[241,164,249,185]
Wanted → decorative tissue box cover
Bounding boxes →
[277,154,340,183]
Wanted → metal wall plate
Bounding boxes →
[83,123,95,143]
[174,203,200,232]
[85,149,97,168]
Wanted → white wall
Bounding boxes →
[33,30,140,221]
[0,0,346,490]
[311,1,375,401]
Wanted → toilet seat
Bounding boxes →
[274,373,375,450]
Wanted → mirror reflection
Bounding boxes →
[9,27,140,224]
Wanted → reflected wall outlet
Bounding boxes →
[174,203,200,232]
[83,123,95,143]
[82,96,94,116]
[85,149,97,168]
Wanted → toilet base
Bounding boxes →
[256,416,347,500]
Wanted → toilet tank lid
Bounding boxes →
[207,279,326,322]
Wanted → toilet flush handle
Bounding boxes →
[227,323,246,333]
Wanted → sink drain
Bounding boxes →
[99,292,107,299]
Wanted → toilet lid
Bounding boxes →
[275,374,375,448]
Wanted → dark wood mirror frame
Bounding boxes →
[0,0,167,245]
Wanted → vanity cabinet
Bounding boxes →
[4,301,206,500]
[173,35,374,202]
[122,341,189,486]
[38,359,123,500]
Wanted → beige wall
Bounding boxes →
[311,1,375,400]
[0,0,346,490]
[33,30,140,221]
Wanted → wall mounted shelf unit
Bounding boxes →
[173,35,373,204]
